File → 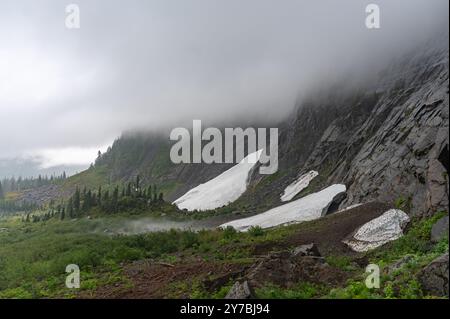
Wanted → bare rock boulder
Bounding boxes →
[225,281,254,299]
[431,215,449,243]
[418,253,449,297]
[292,243,321,257]
[343,209,410,252]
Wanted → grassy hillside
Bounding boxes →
[62,133,175,190]
[0,205,446,299]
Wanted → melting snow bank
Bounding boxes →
[280,171,318,202]
[220,184,346,231]
[173,150,262,211]
[343,209,410,252]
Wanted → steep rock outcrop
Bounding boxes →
[431,215,449,242]
[247,36,449,216]
[340,55,449,215]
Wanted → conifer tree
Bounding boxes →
[73,187,81,215]
[87,190,92,209]
[67,198,74,218]
[103,190,109,201]
[112,186,119,212]
[136,175,140,192]
[153,185,157,202]
[98,186,102,205]
[147,185,152,200]
[0,181,4,200]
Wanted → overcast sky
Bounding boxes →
[0,0,448,171]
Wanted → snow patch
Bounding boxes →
[173,150,262,211]
[280,170,318,202]
[343,209,410,252]
[220,184,346,231]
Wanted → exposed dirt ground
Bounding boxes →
[82,260,247,299]
[83,201,392,298]
[253,202,392,257]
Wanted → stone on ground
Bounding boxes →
[343,209,410,252]
[225,281,254,299]
[418,253,449,297]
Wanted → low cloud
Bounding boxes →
[0,0,448,169]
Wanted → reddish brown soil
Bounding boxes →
[253,201,392,257]
[82,260,247,299]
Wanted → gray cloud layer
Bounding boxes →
[0,0,448,161]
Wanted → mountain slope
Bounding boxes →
[239,36,449,216]
[62,132,233,201]
[55,34,449,218]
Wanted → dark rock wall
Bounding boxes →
[248,37,449,216]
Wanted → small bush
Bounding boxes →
[326,280,380,299]
[248,226,264,237]
[394,196,412,212]
[256,282,322,299]
[0,287,34,299]
[222,226,237,240]
[325,255,354,271]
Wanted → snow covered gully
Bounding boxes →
[220,184,346,231]
[173,150,262,211]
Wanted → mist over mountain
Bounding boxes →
[0,157,85,180]
[0,0,448,171]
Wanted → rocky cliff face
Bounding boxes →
[340,52,449,216]
[286,38,449,214]
[243,36,449,217]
